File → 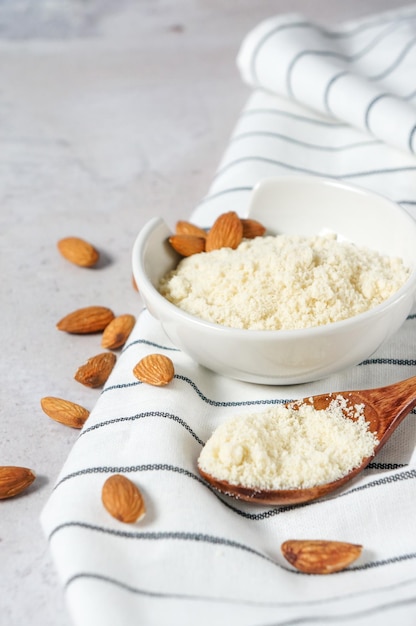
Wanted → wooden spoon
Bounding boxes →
[198,375,416,505]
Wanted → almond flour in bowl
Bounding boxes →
[132,176,416,383]
[158,233,410,331]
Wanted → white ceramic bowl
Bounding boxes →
[132,176,416,385]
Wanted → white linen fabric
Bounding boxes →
[41,7,416,626]
[237,5,416,156]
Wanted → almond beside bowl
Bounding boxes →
[132,176,416,385]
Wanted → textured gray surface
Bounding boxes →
[1,1,414,625]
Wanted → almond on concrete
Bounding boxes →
[133,353,174,386]
[175,220,207,238]
[281,539,362,574]
[41,396,90,428]
[101,314,136,349]
[57,306,115,334]
[205,211,243,252]
[0,466,36,499]
[74,352,117,388]
[102,474,146,523]
[57,236,99,267]
[241,218,266,239]
[168,234,205,257]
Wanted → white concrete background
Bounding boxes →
[1,1,414,625]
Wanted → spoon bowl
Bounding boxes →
[198,375,416,505]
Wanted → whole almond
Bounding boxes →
[241,218,266,239]
[101,314,136,349]
[57,306,115,334]
[281,540,362,574]
[205,211,243,252]
[133,354,174,386]
[74,352,117,388]
[175,220,207,238]
[102,474,146,523]
[57,236,99,267]
[168,234,205,257]
[0,466,36,499]
[41,396,90,428]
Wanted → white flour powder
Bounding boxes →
[197,401,379,490]
[159,233,409,330]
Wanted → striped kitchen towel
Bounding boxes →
[41,6,416,626]
[237,5,416,156]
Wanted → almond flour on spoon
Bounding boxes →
[197,400,379,490]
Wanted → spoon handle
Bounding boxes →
[358,375,416,444]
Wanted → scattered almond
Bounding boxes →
[168,234,205,257]
[133,353,175,386]
[102,474,146,523]
[281,539,362,574]
[241,218,266,239]
[57,236,99,267]
[57,306,115,334]
[132,275,139,291]
[175,220,207,238]
[74,352,117,388]
[205,211,243,252]
[0,466,36,499]
[40,396,90,428]
[101,314,136,349]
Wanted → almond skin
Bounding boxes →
[101,314,136,349]
[102,474,146,523]
[281,540,362,574]
[74,352,117,388]
[57,306,115,334]
[175,220,207,238]
[0,466,36,499]
[133,354,175,386]
[168,234,205,257]
[40,396,90,428]
[205,211,243,252]
[57,236,99,267]
[241,218,266,239]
